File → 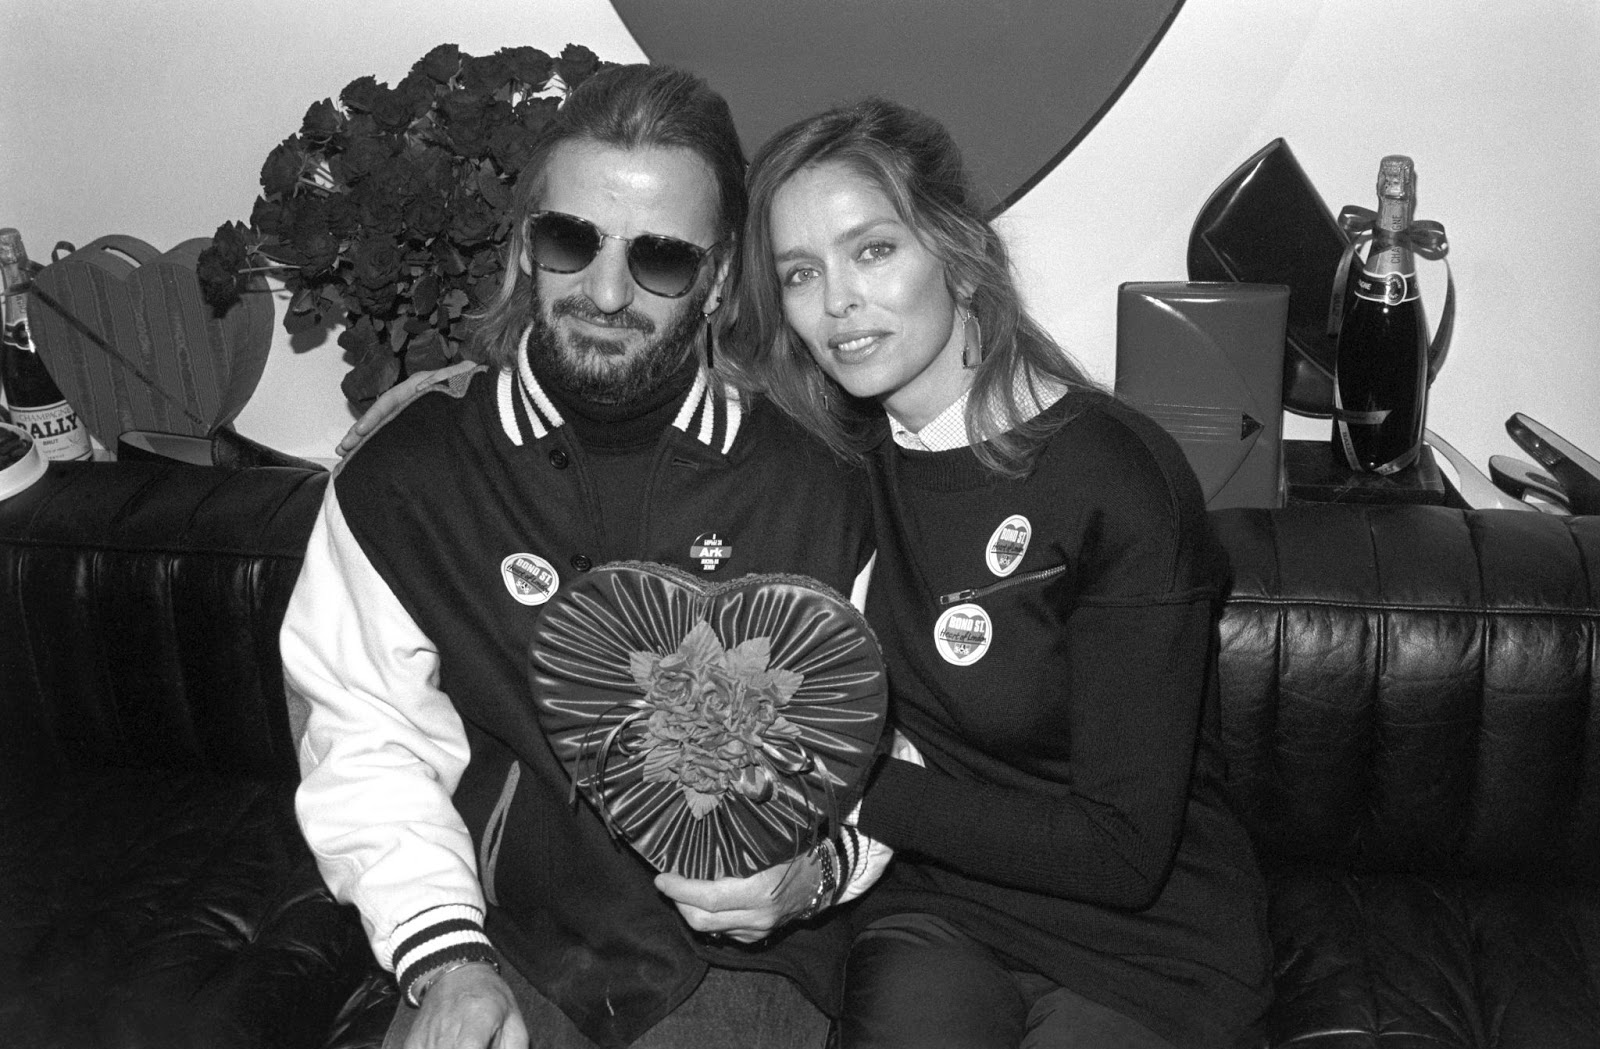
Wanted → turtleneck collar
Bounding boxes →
[530,345,702,451]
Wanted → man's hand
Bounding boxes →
[336,360,480,459]
[655,852,822,944]
[403,963,526,1049]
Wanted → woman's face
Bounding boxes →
[768,161,969,432]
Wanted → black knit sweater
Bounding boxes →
[853,391,1272,1049]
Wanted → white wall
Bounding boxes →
[1005,0,1600,482]
[4,1,1596,479]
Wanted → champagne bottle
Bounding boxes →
[0,228,92,461]
[1332,156,1429,474]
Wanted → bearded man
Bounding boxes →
[283,64,873,1049]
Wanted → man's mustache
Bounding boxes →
[550,295,656,335]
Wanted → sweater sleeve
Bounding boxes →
[858,596,1213,909]
[283,482,496,1000]
[857,428,1221,911]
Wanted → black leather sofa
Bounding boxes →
[0,463,394,1049]
[2,461,1597,1047]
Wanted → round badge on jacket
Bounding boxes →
[986,514,1031,577]
[501,553,560,606]
[934,603,992,666]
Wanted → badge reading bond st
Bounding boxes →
[501,552,560,606]
[934,602,992,666]
[985,514,1031,577]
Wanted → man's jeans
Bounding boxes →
[383,962,830,1049]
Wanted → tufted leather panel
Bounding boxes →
[0,462,394,1049]
[0,462,328,790]
[1213,504,1600,1046]
[1213,504,1600,880]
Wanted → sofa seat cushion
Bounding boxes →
[1267,865,1600,1047]
[0,767,386,1049]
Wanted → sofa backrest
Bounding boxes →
[0,462,328,792]
[1212,504,1600,884]
[6,463,1598,886]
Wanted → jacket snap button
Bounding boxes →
[570,554,593,572]
[548,448,570,469]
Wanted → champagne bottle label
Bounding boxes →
[9,398,92,461]
[1351,269,1419,306]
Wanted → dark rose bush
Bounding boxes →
[199,43,611,406]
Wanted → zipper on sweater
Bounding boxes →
[938,564,1067,606]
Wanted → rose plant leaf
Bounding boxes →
[724,638,773,681]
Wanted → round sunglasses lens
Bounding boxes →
[631,236,703,297]
[532,215,598,273]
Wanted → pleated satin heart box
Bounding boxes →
[27,235,273,445]
[530,561,888,880]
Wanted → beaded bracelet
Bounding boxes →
[792,838,839,924]
[409,954,501,1006]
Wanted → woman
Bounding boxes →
[719,98,1273,1049]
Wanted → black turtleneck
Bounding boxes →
[531,348,701,552]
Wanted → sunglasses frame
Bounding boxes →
[526,210,721,299]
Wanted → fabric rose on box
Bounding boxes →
[630,622,807,819]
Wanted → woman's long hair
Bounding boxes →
[730,97,1100,477]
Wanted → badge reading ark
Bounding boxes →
[689,532,732,572]
[934,603,992,666]
[985,514,1031,577]
[501,553,560,606]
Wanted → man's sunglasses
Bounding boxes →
[527,211,718,299]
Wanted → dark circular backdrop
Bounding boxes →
[612,0,1185,213]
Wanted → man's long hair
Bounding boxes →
[471,64,748,369]
[734,97,1100,476]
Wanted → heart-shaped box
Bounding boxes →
[26,235,273,445]
[530,561,887,880]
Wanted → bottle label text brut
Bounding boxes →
[1351,270,1419,307]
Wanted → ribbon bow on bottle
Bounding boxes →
[1326,205,1456,382]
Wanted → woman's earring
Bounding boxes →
[701,297,723,369]
[961,307,984,369]
[702,317,718,369]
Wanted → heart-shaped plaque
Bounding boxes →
[27,235,273,445]
[530,561,887,880]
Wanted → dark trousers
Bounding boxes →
[839,914,1177,1049]
[383,961,829,1049]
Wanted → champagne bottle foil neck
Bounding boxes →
[0,228,24,267]
[1376,155,1415,200]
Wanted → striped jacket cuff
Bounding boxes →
[392,904,497,1006]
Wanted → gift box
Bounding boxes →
[530,562,888,880]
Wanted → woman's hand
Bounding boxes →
[655,852,823,944]
[336,359,480,459]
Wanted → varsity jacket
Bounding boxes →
[283,358,873,1047]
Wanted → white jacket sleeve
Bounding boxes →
[834,551,903,904]
[283,482,494,996]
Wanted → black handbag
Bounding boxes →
[1187,139,1352,418]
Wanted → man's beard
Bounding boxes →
[526,283,710,407]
